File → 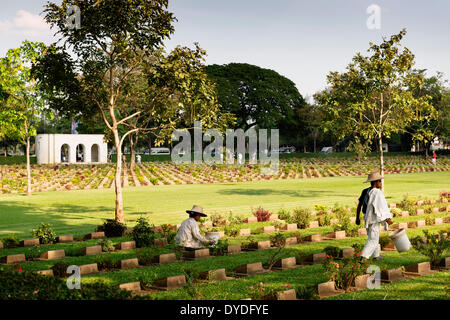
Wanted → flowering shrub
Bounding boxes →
[252,207,271,222]
[31,223,56,244]
[160,224,178,244]
[322,252,369,290]
[224,224,240,237]
[277,208,291,221]
[210,239,230,256]
[287,207,311,229]
[248,282,277,300]
[411,230,449,266]
[210,212,227,226]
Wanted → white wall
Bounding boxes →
[36,134,108,164]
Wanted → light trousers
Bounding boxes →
[361,223,380,259]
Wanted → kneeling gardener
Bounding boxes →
[358,172,393,260]
[176,205,214,250]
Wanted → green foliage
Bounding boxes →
[51,261,71,278]
[324,246,341,258]
[132,217,157,248]
[1,234,20,248]
[210,239,230,256]
[248,282,277,300]
[0,270,135,300]
[379,234,392,250]
[276,208,291,221]
[96,219,127,238]
[295,285,319,300]
[224,224,239,237]
[322,253,369,290]
[96,256,119,271]
[97,239,115,252]
[288,207,311,229]
[269,232,286,247]
[210,212,227,226]
[136,248,158,266]
[31,223,56,244]
[411,230,449,265]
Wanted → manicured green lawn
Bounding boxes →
[0,171,448,238]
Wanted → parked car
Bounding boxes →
[150,147,170,155]
[320,147,333,153]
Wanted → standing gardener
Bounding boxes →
[356,172,393,260]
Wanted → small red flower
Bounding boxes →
[19,268,22,272]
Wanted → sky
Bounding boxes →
[1,0,449,99]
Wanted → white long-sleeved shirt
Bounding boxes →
[364,188,393,226]
[175,217,209,249]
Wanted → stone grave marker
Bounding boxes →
[269,214,279,221]
[200,268,227,282]
[316,281,343,298]
[353,274,370,290]
[263,226,275,234]
[276,289,297,300]
[84,232,105,240]
[381,268,405,283]
[235,262,264,276]
[82,245,102,256]
[285,237,297,246]
[244,217,258,223]
[340,248,355,259]
[121,258,139,270]
[56,235,73,243]
[119,282,141,292]
[79,263,98,275]
[227,245,241,255]
[151,253,176,265]
[325,231,346,239]
[303,234,322,242]
[404,262,431,275]
[183,248,210,260]
[415,209,425,215]
[434,218,443,225]
[115,241,136,251]
[40,249,65,260]
[21,238,39,247]
[358,228,367,236]
[400,211,409,217]
[1,254,26,264]
[281,223,297,231]
[37,269,54,276]
[239,228,251,236]
[153,275,186,290]
[308,221,319,228]
[273,257,297,270]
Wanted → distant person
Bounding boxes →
[176,205,214,250]
[136,154,141,164]
[432,151,437,165]
[359,172,393,260]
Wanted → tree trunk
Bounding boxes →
[148,135,152,155]
[26,136,31,196]
[113,127,124,223]
[129,134,136,172]
[424,141,429,160]
[378,132,384,192]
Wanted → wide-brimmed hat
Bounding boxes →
[186,205,207,217]
[364,172,383,183]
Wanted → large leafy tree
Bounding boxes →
[0,41,49,196]
[407,70,447,157]
[206,63,306,130]
[36,0,230,222]
[314,29,433,189]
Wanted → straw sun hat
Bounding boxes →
[186,205,207,217]
[364,172,383,183]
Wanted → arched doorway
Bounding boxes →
[76,144,85,162]
[60,144,70,163]
[91,144,99,162]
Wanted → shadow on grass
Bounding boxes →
[218,188,331,198]
[0,201,114,237]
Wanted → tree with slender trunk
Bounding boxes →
[36,1,233,222]
[315,30,434,190]
[0,41,49,196]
